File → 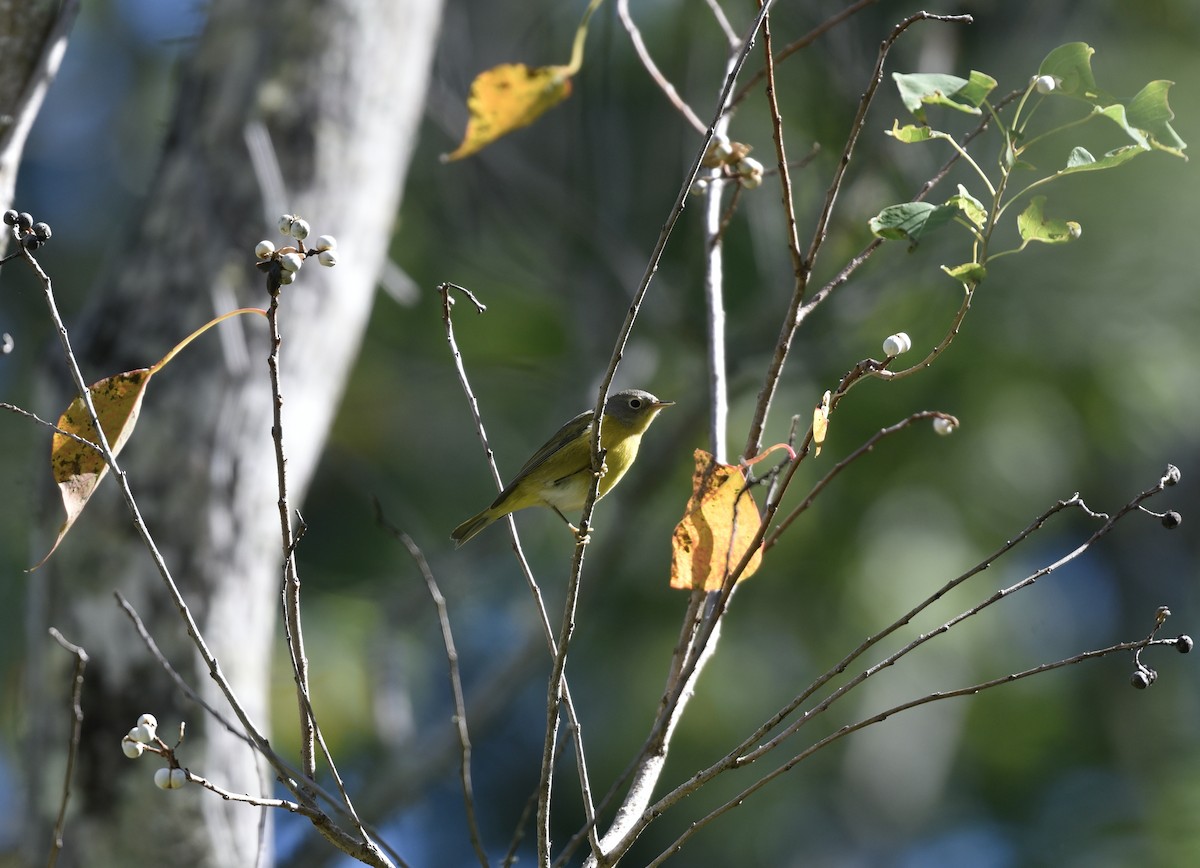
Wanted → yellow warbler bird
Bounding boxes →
[451,389,673,546]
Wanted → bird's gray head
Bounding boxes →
[603,389,673,428]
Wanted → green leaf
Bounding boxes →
[868,202,958,245]
[887,120,934,143]
[1016,196,1080,245]
[1037,42,1098,100]
[1126,80,1188,157]
[942,262,987,284]
[892,70,997,121]
[1057,144,1146,175]
[946,184,987,228]
[1093,103,1151,149]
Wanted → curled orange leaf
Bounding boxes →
[670,449,764,592]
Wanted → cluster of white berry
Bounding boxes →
[120,712,187,790]
[254,214,338,286]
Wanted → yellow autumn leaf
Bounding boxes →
[812,389,831,457]
[32,368,154,570]
[670,449,764,592]
[441,63,573,162]
[30,307,267,571]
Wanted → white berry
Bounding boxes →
[170,768,187,788]
[255,240,276,259]
[279,252,303,273]
[882,332,912,357]
[1033,75,1057,95]
[154,767,172,789]
[317,249,337,267]
[278,214,296,234]
[122,737,144,758]
[932,417,956,436]
[289,218,311,241]
[737,156,764,189]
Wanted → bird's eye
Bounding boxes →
[629,397,642,409]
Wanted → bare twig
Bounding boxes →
[649,634,1179,865]
[622,470,1178,855]
[114,592,251,742]
[0,401,102,452]
[24,245,393,867]
[264,281,317,781]
[730,0,881,109]
[264,279,375,850]
[439,283,601,863]
[618,0,706,134]
[765,410,959,547]
[759,2,805,282]
[742,12,974,461]
[46,629,87,868]
[377,508,489,868]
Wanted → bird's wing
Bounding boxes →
[491,410,594,505]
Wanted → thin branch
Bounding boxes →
[618,0,706,134]
[742,12,974,461]
[648,634,1179,865]
[264,280,376,850]
[24,246,392,867]
[626,470,1176,850]
[703,0,738,47]
[765,410,959,548]
[730,0,881,109]
[759,1,804,280]
[379,510,489,868]
[45,629,87,868]
[114,592,251,742]
[439,283,601,862]
[264,281,317,782]
[0,401,102,452]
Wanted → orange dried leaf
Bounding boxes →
[670,449,764,592]
[442,63,573,162]
[31,369,154,570]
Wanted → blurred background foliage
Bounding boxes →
[1,0,1197,865]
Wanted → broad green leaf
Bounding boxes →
[1058,144,1146,176]
[1093,103,1150,149]
[1017,196,1080,245]
[670,449,763,591]
[868,202,958,245]
[887,121,935,143]
[892,70,996,121]
[959,70,999,107]
[946,184,987,228]
[1126,80,1188,157]
[1038,42,1098,100]
[942,262,987,284]
[32,369,154,570]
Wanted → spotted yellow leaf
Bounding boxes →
[442,64,573,162]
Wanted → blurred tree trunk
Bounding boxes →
[0,0,79,225]
[23,1,441,865]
